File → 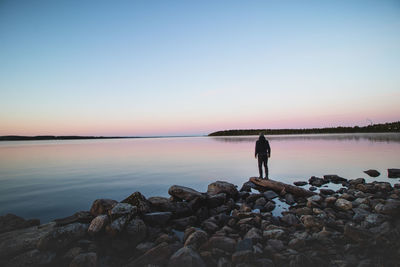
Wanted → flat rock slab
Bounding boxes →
[0,222,56,260]
[250,177,316,198]
[388,169,400,178]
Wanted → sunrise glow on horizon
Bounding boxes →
[1,0,399,136]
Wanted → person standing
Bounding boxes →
[255,133,271,179]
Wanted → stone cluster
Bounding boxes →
[1,177,400,267]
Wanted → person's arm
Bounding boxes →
[267,141,271,157]
[255,142,258,158]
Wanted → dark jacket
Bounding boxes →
[255,136,271,157]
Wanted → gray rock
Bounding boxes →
[168,246,206,267]
[263,229,286,240]
[172,216,197,231]
[37,223,88,251]
[109,203,136,219]
[365,214,384,226]
[264,202,276,212]
[207,181,238,197]
[335,198,353,211]
[300,215,324,230]
[374,199,400,215]
[232,250,253,265]
[0,214,40,235]
[255,197,267,207]
[88,215,109,236]
[236,238,253,252]
[201,220,219,234]
[54,211,93,227]
[285,194,295,205]
[388,168,400,178]
[143,212,172,226]
[349,178,365,186]
[89,199,117,217]
[208,236,237,253]
[126,219,147,246]
[344,223,372,242]
[267,239,285,251]
[69,252,97,267]
[264,191,278,200]
[184,230,208,249]
[308,176,327,187]
[107,215,129,236]
[169,185,204,201]
[136,241,155,254]
[364,169,380,177]
[121,191,151,214]
[6,249,55,267]
[319,189,335,195]
[323,174,347,184]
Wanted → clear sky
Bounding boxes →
[1,0,399,136]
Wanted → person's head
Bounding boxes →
[259,133,266,141]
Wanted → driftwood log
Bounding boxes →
[250,177,316,197]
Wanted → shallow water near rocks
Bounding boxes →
[0,133,399,222]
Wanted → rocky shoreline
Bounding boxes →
[1,170,400,267]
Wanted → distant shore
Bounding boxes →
[0,135,198,142]
[209,121,400,136]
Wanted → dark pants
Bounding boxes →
[258,154,268,178]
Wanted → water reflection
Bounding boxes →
[211,133,400,143]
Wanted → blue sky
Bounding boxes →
[1,0,399,135]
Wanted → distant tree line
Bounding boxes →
[208,121,400,136]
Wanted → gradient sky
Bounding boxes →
[1,0,399,136]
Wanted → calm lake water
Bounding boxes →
[1,133,399,223]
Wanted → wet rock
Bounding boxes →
[184,230,208,249]
[267,239,285,251]
[107,215,129,236]
[136,241,155,254]
[6,249,55,267]
[0,214,40,234]
[148,197,175,211]
[168,246,206,267]
[89,199,117,217]
[255,197,267,207]
[295,207,312,216]
[388,168,400,178]
[54,211,93,227]
[69,252,97,267]
[309,176,327,187]
[202,220,219,234]
[324,174,347,184]
[63,247,83,262]
[263,229,286,240]
[300,215,324,230]
[207,181,238,197]
[109,203,136,219]
[294,181,308,186]
[143,212,172,226]
[288,238,306,250]
[309,186,317,191]
[319,189,335,195]
[126,219,147,246]
[244,227,262,243]
[364,169,380,177]
[207,193,227,208]
[349,178,365,186]
[285,194,295,205]
[121,192,151,214]
[169,185,204,201]
[264,191,278,200]
[240,181,256,192]
[364,213,385,226]
[335,198,353,211]
[37,223,88,251]
[264,202,276,212]
[208,236,237,253]
[88,215,109,236]
[127,242,180,267]
[374,199,400,216]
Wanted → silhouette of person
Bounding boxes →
[255,133,271,179]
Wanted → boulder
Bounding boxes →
[344,223,372,242]
[236,238,253,252]
[319,189,335,195]
[148,197,176,211]
[108,203,137,219]
[240,181,257,192]
[264,190,278,200]
[364,169,380,177]
[89,199,117,217]
[244,227,262,243]
[208,236,236,253]
[69,252,97,267]
[0,214,40,234]
[388,168,400,178]
[88,215,109,236]
[309,176,327,187]
[172,216,197,231]
[168,246,206,267]
[107,215,129,236]
[126,219,147,246]
[300,215,324,230]
[143,212,172,226]
[184,230,208,249]
[294,181,308,186]
[281,214,299,226]
[207,181,238,197]
[335,199,353,211]
[201,220,219,234]
[374,199,400,216]
[323,175,347,184]
[121,192,151,214]
[5,249,55,267]
[37,223,88,251]
[349,178,365,186]
[206,193,227,208]
[168,185,204,201]
[263,229,286,240]
[232,250,253,265]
